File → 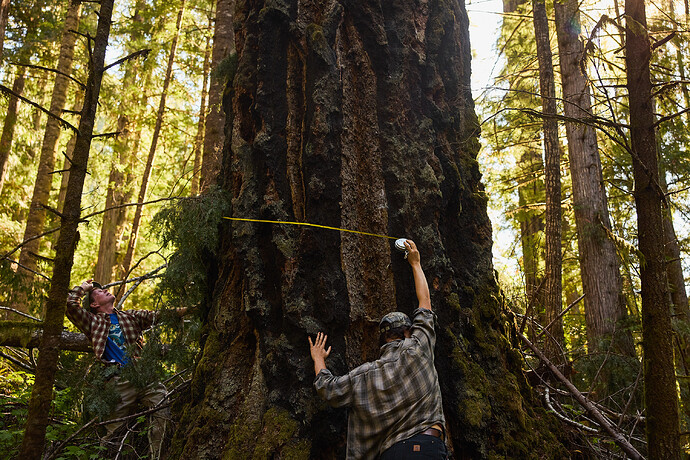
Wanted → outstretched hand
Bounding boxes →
[405,240,421,265]
[308,332,331,375]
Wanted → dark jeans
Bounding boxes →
[379,433,448,459]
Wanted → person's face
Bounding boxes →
[90,288,115,312]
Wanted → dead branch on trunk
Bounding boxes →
[8,61,86,89]
[0,84,78,133]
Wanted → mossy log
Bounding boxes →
[0,320,91,352]
[169,0,569,458]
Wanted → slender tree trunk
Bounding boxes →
[191,36,212,196]
[533,0,565,364]
[18,0,113,456]
[625,0,681,457]
[93,115,134,284]
[0,0,10,64]
[554,0,636,358]
[57,91,82,211]
[94,2,146,284]
[200,0,234,191]
[0,68,26,195]
[14,0,81,312]
[517,148,545,340]
[121,0,185,280]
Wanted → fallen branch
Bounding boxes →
[44,417,99,460]
[0,321,91,352]
[544,387,598,433]
[0,306,41,322]
[518,331,645,460]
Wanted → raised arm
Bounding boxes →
[405,240,431,311]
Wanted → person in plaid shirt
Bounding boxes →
[309,240,447,459]
[66,279,190,459]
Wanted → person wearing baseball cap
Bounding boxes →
[66,279,191,459]
[308,240,447,459]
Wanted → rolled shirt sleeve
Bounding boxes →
[314,369,354,408]
[410,307,437,352]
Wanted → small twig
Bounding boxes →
[92,131,122,139]
[544,387,598,432]
[1,197,186,262]
[3,257,52,281]
[115,264,167,309]
[9,61,86,89]
[651,31,676,50]
[535,294,585,340]
[0,306,42,321]
[41,203,66,219]
[0,349,35,372]
[103,49,151,72]
[45,417,99,460]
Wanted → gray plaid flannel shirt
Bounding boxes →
[66,286,158,363]
[314,308,445,459]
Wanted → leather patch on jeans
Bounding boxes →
[413,444,421,452]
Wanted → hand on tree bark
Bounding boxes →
[308,332,331,375]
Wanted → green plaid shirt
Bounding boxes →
[314,308,445,459]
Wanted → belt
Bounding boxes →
[420,427,443,439]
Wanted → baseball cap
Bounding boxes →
[379,312,412,333]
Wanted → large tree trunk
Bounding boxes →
[14,0,81,312]
[18,0,113,455]
[625,0,681,457]
[0,69,26,196]
[554,0,635,357]
[168,0,567,458]
[121,0,185,280]
[532,0,565,364]
[199,0,234,191]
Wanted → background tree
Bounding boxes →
[199,0,233,191]
[121,0,186,281]
[625,0,681,456]
[532,0,565,364]
[19,0,114,454]
[13,0,81,313]
[554,0,636,363]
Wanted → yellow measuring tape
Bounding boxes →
[223,217,400,240]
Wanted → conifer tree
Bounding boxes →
[14,0,81,313]
[554,0,636,358]
[625,0,681,456]
[121,0,186,280]
[533,0,565,363]
[0,68,25,195]
[19,0,114,455]
[94,0,147,284]
[200,0,233,191]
